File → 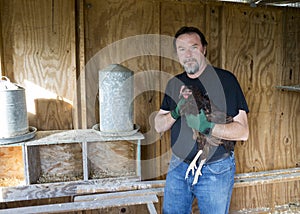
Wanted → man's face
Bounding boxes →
[175,33,207,75]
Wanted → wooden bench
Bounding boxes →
[0,193,159,214]
[0,168,299,213]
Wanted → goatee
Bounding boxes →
[184,61,199,74]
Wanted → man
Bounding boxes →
[155,26,249,214]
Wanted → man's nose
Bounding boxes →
[185,49,192,57]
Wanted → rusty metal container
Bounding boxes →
[98,64,134,134]
[0,76,29,138]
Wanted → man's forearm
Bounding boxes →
[154,111,176,133]
[211,110,249,141]
[212,122,248,141]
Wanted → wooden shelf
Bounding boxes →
[0,129,144,187]
[276,85,300,92]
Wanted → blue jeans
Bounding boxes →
[163,152,236,214]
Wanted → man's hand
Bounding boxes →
[185,109,215,135]
[170,98,186,120]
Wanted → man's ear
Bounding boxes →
[203,46,207,56]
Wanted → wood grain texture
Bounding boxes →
[37,143,83,183]
[222,4,282,173]
[24,145,41,185]
[0,0,76,130]
[205,3,223,67]
[159,0,207,181]
[83,0,161,180]
[281,7,300,86]
[0,0,299,213]
[88,141,136,179]
[275,90,300,169]
[0,147,24,186]
[274,7,300,170]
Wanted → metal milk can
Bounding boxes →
[0,76,29,138]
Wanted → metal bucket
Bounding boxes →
[0,76,29,138]
[99,64,134,133]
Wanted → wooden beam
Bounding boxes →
[147,202,158,214]
[0,195,158,214]
[75,0,87,129]
[234,167,300,187]
[0,176,140,202]
[1,168,299,202]
[24,130,144,146]
[76,180,166,195]
[74,188,164,202]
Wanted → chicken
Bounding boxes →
[179,85,234,185]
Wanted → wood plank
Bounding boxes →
[0,195,158,214]
[87,140,137,179]
[276,85,300,92]
[76,0,87,129]
[37,143,83,184]
[281,7,300,86]
[205,3,224,67]
[234,167,300,179]
[0,0,77,130]
[0,176,140,202]
[231,180,300,212]
[0,146,25,187]
[234,172,300,187]
[83,0,161,180]
[82,141,89,181]
[222,4,283,173]
[77,180,165,195]
[23,145,40,185]
[159,0,207,181]
[147,202,158,214]
[74,188,164,202]
[24,130,144,146]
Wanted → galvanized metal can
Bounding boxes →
[99,64,134,133]
[0,77,29,138]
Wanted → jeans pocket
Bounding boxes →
[205,157,235,175]
[168,155,182,171]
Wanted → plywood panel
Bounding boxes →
[281,7,300,86]
[0,147,24,186]
[83,0,161,180]
[275,90,300,169]
[231,180,300,212]
[205,3,224,67]
[0,0,76,130]
[159,0,207,180]
[222,4,282,173]
[88,141,136,179]
[274,8,300,170]
[37,143,83,183]
[222,4,281,114]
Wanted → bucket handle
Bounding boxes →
[0,76,10,82]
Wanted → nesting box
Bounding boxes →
[0,129,143,188]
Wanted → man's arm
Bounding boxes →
[212,110,249,141]
[154,109,176,133]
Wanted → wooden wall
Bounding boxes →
[0,0,299,212]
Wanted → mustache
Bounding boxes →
[183,58,197,64]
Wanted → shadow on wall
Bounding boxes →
[28,98,73,131]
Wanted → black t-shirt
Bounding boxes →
[160,65,249,162]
